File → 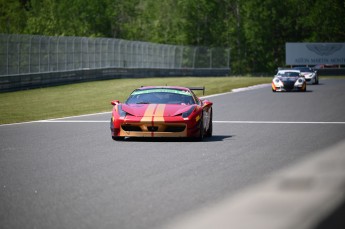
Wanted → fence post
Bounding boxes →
[39,36,42,72]
[210,48,212,69]
[29,35,32,73]
[48,37,51,71]
[57,36,61,71]
[17,35,21,74]
[118,40,123,67]
[193,47,197,69]
[72,37,76,70]
[227,48,231,69]
[64,37,67,71]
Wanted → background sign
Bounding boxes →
[286,43,345,66]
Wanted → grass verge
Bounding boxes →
[0,76,272,124]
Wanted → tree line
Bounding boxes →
[1,0,344,74]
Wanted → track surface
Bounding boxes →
[1,79,345,229]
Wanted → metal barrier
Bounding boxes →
[0,34,230,76]
[0,34,230,91]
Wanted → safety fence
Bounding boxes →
[0,34,230,91]
[0,34,230,76]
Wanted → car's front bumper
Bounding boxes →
[305,76,317,83]
[302,74,317,83]
[272,81,306,92]
[111,116,201,138]
[273,86,305,92]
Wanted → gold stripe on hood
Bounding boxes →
[141,104,156,122]
[154,104,166,122]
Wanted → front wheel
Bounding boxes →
[302,83,307,92]
[112,136,124,141]
[206,110,213,137]
[197,118,204,141]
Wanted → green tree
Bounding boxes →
[24,0,112,37]
[178,0,217,46]
[305,0,345,42]
[116,0,187,44]
[0,0,28,33]
[1,0,344,73]
[242,0,288,73]
[107,0,139,39]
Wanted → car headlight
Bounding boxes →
[182,106,196,118]
[273,78,283,86]
[298,79,303,83]
[118,105,127,117]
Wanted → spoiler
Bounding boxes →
[188,86,205,95]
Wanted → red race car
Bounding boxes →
[110,86,213,141]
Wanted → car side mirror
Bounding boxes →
[111,100,120,106]
[202,100,213,108]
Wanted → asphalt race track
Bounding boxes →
[1,79,345,229]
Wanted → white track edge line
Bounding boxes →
[0,111,111,127]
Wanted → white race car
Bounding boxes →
[272,70,307,92]
[293,67,319,84]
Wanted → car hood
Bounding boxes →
[278,76,299,82]
[300,72,313,76]
[121,104,195,117]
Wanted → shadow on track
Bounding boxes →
[115,135,233,142]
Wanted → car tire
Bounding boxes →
[112,136,124,141]
[197,117,204,141]
[110,119,124,141]
[206,110,213,137]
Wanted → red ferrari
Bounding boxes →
[110,86,213,140]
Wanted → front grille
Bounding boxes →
[165,126,186,132]
[122,125,142,131]
[147,126,158,132]
[121,124,186,133]
[283,81,295,91]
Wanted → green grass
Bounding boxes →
[0,76,271,124]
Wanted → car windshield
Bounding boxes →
[279,72,300,77]
[126,88,196,105]
[293,67,313,72]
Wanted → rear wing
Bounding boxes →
[188,86,205,95]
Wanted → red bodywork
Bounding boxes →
[110,86,213,140]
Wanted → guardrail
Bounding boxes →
[0,34,230,91]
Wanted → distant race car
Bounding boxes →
[110,86,213,140]
[293,66,319,84]
[272,70,307,92]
